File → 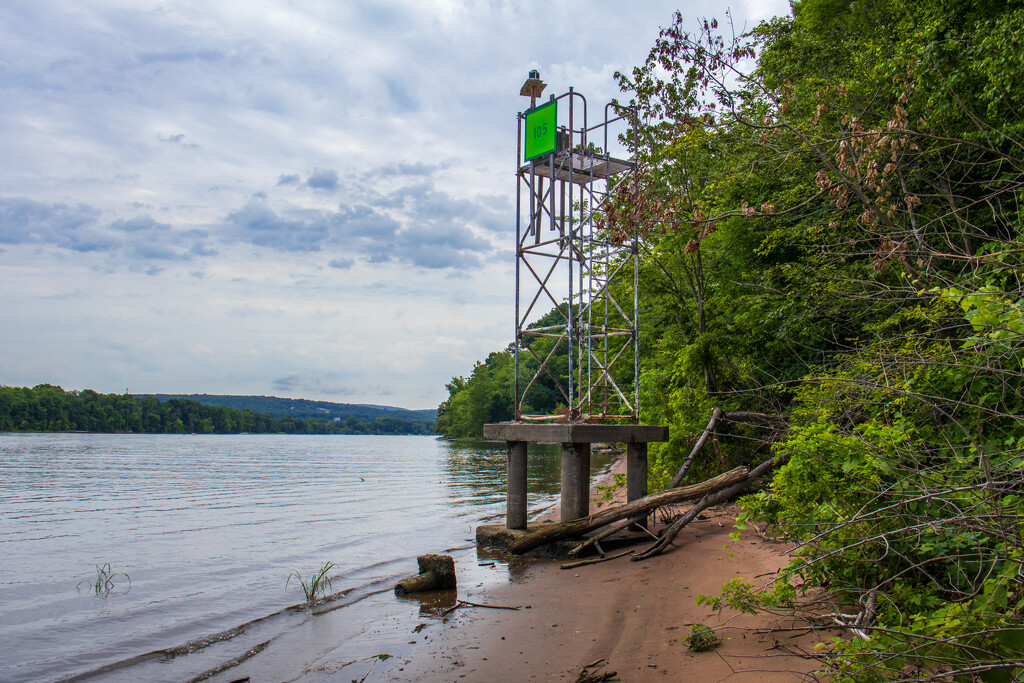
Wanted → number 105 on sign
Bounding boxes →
[524,100,557,161]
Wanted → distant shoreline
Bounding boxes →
[0,385,436,436]
[0,430,439,436]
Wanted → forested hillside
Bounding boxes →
[143,393,435,424]
[440,0,1024,677]
[0,384,434,435]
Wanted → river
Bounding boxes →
[0,433,612,681]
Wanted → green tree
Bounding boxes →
[443,1,1024,676]
[611,2,1024,678]
[435,350,515,438]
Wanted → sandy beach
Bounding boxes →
[208,455,829,682]
[382,457,828,682]
[383,529,827,682]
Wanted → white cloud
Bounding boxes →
[0,0,791,407]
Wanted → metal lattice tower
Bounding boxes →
[514,82,640,423]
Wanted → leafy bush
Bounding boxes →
[683,624,721,652]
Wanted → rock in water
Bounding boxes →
[394,554,457,594]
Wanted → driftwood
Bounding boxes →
[441,599,520,616]
[633,455,785,560]
[568,514,649,556]
[561,549,633,569]
[507,467,748,554]
[394,554,456,594]
[575,658,617,683]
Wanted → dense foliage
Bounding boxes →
[0,384,434,435]
[435,307,571,438]
[434,351,514,438]
[443,0,1024,677]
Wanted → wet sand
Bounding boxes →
[208,456,828,682]
[383,459,828,682]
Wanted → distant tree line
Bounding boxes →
[0,384,435,435]
[142,393,436,424]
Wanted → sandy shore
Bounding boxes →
[209,455,828,682]
[372,456,828,682]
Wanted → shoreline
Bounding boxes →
[375,455,827,682]
[205,453,828,682]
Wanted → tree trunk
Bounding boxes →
[507,467,748,554]
[633,455,785,560]
[394,554,457,594]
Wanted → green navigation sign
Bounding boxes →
[524,100,557,162]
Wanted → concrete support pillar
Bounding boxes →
[506,441,528,530]
[560,442,591,522]
[626,441,649,528]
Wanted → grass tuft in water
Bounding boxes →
[77,563,131,596]
[287,561,336,603]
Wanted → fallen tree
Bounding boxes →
[571,408,785,555]
[633,454,786,560]
[568,513,650,556]
[508,466,748,554]
[669,408,788,486]
[511,406,791,556]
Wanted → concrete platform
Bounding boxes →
[482,423,668,444]
[483,421,669,529]
[476,522,555,551]
[476,523,650,558]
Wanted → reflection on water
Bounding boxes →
[0,433,611,682]
[396,588,460,618]
[443,440,612,500]
[475,543,536,583]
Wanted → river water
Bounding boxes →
[0,433,611,682]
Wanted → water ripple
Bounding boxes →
[0,433,608,682]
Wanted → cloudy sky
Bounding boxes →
[0,0,789,409]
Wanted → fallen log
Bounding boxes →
[633,455,785,560]
[508,467,748,555]
[568,513,648,556]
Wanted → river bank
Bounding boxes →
[381,455,829,682]
[206,453,829,682]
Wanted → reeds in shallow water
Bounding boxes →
[286,561,335,604]
[77,563,131,597]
